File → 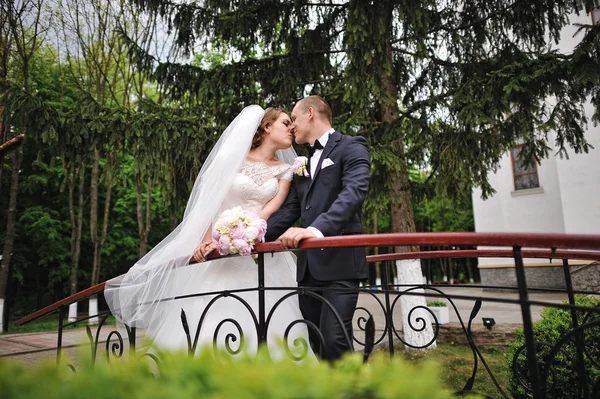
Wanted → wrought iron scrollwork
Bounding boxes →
[266,289,352,361]
[352,290,388,347]
[105,330,124,363]
[388,286,439,349]
[282,319,314,361]
[180,291,259,358]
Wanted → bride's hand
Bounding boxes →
[193,241,216,263]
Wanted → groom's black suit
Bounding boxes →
[266,130,370,360]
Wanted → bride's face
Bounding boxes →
[265,113,294,149]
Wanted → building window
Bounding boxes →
[510,146,540,191]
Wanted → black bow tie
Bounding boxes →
[307,140,323,157]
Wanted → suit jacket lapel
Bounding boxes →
[306,131,341,196]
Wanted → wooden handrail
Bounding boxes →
[14,232,600,326]
[258,232,600,252]
[367,249,600,263]
[14,282,107,326]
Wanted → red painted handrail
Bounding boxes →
[14,232,600,326]
[257,232,600,252]
[0,133,24,154]
[367,249,600,263]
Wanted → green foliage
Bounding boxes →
[128,0,600,202]
[9,157,74,302]
[401,343,508,398]
[427,300,448,307]
[0,350,464,399]
[506,296,600,398]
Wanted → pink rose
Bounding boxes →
[219,211,233,227]
[292,156,309,177]
[243,226,259,241]
[232,239,252,256]
[292,157,306,170]
[253,218,267,238]
[217,236,231,255]
[230,222,245,240]
[212,228,221,241]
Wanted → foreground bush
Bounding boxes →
[506,295,600,398]
[0,348,477,399]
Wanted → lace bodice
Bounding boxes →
[221,160,293,214]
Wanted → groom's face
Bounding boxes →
[291,104,310,145]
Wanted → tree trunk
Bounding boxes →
[89,147,100,287]
[95,160,114,285]
[88,147,100,324]
[68,165,85,322]
[381,40,435,349]
[136,176,152,258]
[36,268,42,310]
[466,258,474,283]
[89,152,115,324]
[373,211,382,287]
[0,145,23,332]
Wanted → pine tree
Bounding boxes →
[122,0,600,346]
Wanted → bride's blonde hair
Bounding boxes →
[252,107,287,149]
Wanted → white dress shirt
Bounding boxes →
[307,128,335,239]
[310,128,335,178]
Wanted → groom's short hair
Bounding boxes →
[299,96,332,124]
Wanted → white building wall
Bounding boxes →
[549,11,600,235]
[472,11,600,269]
[555,114,600,235]
[473,150,566,266]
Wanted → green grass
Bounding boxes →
[398,343,509,398]
[4,315,116,335]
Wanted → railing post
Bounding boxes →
[381,261,394,357]
[128,326,137,357]
[513,246,545,399]
[257,252,266,343]
[561,258,589,398]
[57,306,67,365]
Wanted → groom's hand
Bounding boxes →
[278,227,317,248]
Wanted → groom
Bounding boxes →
[265,96,370,361]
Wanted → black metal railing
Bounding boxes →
[12,232,600,399]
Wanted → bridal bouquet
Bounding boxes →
[212,206,267,256]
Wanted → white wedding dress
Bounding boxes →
[150,160,314,361]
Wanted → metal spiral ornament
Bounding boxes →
[352,290,388,347]
[282,319,320,361]
[181,292,259,358]
[105,330,124,363]
[389,288,439,349]
[213,318,246,356]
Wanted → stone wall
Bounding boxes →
[435,323,520,349]
[371,323,520,351]
[479,263,599,290]
[571,262,600,292]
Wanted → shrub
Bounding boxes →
[506,295,600,398]
[0,348,480,399]
[427,300,448,307]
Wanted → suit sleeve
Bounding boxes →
[265,179,302,241]
[310,136,370,236]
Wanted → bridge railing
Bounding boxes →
[13,232,600,399]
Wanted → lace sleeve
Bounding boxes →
[275,164,294,182]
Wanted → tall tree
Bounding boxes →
[0,0,47,333]
[122,0,599,345]
[56,0,147,321]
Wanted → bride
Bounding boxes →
[104,106,314,360]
